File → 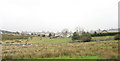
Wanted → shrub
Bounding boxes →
[48,33,52,37]
[114,34,120,40]
[80,33,91,42]
[72,32,80,40]
[42,35,45,37]
[72,32,92,42]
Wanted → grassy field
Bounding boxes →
[2,40,119,59]
[29,37,72,44]
[2,36,115,44]
[92,36,114,41]
[36,56,103,59]
[1,36,119,60]
[2,37,72,44]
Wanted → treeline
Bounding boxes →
[91,32,120,37]
[2,34,32,40]
[71,32,120,42]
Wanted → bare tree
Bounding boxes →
[96,29,102,33]
[61,28,69,37]
[75,26,84,35]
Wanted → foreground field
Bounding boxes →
[2,40,118,59]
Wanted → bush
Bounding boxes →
[72,32,80,40]
[48,33,52,37]
[80,33,91,42]
[72,32,92,42]
[42,35,46,37]
[114,34,120,40]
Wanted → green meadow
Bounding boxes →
[2,36,119,60]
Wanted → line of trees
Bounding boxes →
[72,32,120,42]
[91,32,120,37]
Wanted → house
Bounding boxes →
[0,30,20,34]
[102,28,120,33]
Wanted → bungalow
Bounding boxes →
[102,28,120,33]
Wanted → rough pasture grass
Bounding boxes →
[29,37,72,43]
[2,37,71,44]
[30,36,115,44]
[2,40,118,59]
[37,56,103,59]
[92,36,114,40]
[2,36,115,44]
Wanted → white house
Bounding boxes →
[102,28,120,33]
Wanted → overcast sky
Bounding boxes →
[0,0,119,32]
